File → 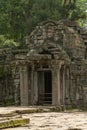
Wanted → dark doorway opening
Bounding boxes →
[44,71,52,104]
[38,70,52,105]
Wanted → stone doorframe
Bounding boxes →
[52,62,66,106]
[29,60,65,106]
[19,60,66,106]
[19,65,29,106]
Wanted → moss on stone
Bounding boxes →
[0,118,29,129]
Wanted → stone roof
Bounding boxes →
[26,20,86,60]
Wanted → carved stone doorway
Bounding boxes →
[38,70,52,105]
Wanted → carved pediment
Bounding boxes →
[27,21,64,49]
[27,20,85,60]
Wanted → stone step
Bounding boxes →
[0,112,17,117]
[0,115,22,122]
[15,108,44,114]
[0,118,29,129]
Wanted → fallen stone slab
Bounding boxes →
[0,114,22,122]
[15,107,63,114]
[0,112,17,117]
[0,118,30,129]
[15,108,44,114]
[0,109,43,118]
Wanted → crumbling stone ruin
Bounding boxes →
[0,20,87,109]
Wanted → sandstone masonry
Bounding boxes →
[0,20,87,109]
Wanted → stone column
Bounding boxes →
[14,79,20,105]
[38,71,44,104]
[20,65,29,106]
[52,67,61,106]
[12,67,20,105]
[33,71,38,105]
[65,66,71,105]
[31,69,34,105]
[62,66,66,105]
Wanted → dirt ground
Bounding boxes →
[4,110,87,130]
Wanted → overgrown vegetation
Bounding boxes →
[0,0,86,47]
[0,35,19,48]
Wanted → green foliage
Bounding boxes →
[0,0,28,43]
[0,0,86,46]
[0,35,19,48]
[28,0,62,32]
[61,0,87,20]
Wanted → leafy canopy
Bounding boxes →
[0,0,86,47]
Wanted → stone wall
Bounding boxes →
[0,66,15,106]
[0,20,87,109]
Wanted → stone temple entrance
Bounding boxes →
[38,70,52,105]
[18,20,87,107]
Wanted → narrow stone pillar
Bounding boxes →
[62,66,65,105]
[38,71,44,104]
[12,67,20,105]
[14,80,20,105]
[31,69,34,105]
[65,66,70,105]
[52,68,61,105]
[33,71,38,104]
[20,66,29,106]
